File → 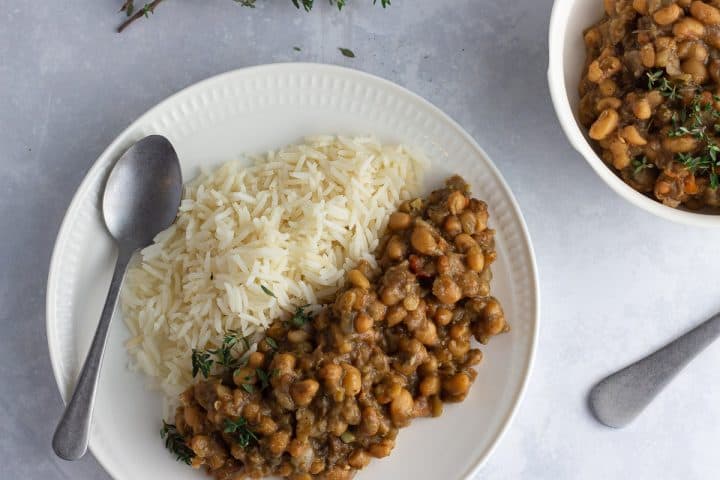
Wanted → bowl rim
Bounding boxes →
[547,0,720,227]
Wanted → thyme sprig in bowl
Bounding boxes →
[117,0,391,32]
[549,0,720,226]
[648,70,720,195]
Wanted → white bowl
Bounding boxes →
[548,0,720,227]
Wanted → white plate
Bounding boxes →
[46,63,539,480]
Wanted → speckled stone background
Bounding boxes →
[2,1,720,478]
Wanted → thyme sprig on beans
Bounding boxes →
[191,330,250,378]
[647,70,720,188]
[646,70,680,100]
[161,421,194,464]
[631,156,654,175]
[669,95,720,188]
[223,417,258,448]
[191,349,213,378]
[192,328,281,397]
[289,305,311,328]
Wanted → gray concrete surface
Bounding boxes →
[2,1,720,478]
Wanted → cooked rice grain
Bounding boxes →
[120,136,425,409]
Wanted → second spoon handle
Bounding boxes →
[52,247,132,460]
[589,312,720,428]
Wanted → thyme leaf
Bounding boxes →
[161,421,194,465]
[339,47,356,58]
[290,305,311,328]
[261,285,277,298]
[223,418,258,448]
[191,349,213,378]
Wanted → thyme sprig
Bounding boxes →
[223,417,259,448]
[669,95,720,188]
[631,156,654,175]
[256,367,271,389]
[191,349,213,378]
[161,421,194,465]
[649,70,720,188]
[261,285,277,298]
[118,0,164,32]
[191,330,250,378]
[289,305,312,328]
[646,70,680,100]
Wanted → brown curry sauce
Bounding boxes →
[171,176,508,480]
[580,0,720,209]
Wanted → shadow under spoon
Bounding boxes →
[589,312,720,428]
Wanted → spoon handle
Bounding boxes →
[52,248,133,460]
[589,312,720,428]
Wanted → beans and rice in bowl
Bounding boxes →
[121,136,508,479]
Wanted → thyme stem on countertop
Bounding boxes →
[117,0,164,32]
[117,0,391,33]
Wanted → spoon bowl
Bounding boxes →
[52,134,182,461]
[589,312,720,428]
[103,135,183,247]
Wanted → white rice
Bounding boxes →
[120,135,425,412]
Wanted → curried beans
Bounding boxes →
[589,108,619,140]
[662,135,698,152]
[434,307,453,326]
[432,275,463,304]
[446,190,467,214]
[454,233,477,252]
[690,1,720,24]
[170,176,507,479]
[342,364,362,397]
[633,0,648,14]
[631,97,651,119]
[653,4,682,25]
[443,215,462,236]
[596,96,622,110]
[389,388,415,427]
[442,373,471,398]
[347,269,370,290]
[388,211,411,231]
[368,439,394,458]
[385,235,405,260]
[348,450,370,469]
[290,379,320,407]
[580,0,720,209]
[674,17,705,37]
[353,312,373,333]
[620,125,647,146]
[410,226,437,255]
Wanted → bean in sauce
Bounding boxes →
[580,0,720,209]
[169,176,508,480]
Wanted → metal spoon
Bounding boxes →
[52,135,182,460]
[589,312,720,428]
